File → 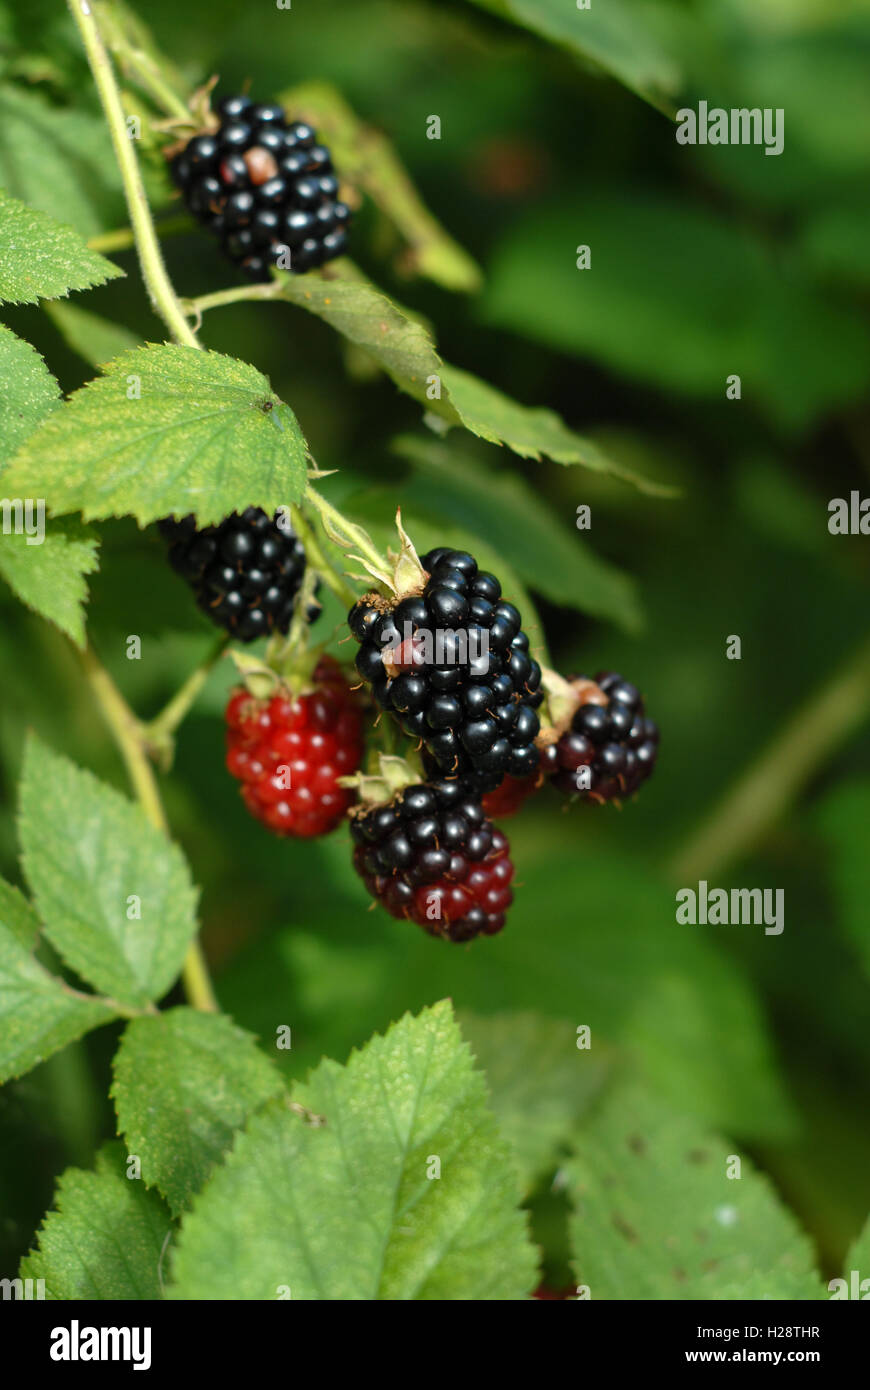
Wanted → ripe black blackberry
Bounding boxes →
[348,547,543,790]
[350,779,514,942]
[169,93,352,280]
[159,507,316,642]
[546,671,659,802]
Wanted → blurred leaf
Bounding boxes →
[0,188,122,305]
[817,780,870,979]
[19,734,199,1008]
[392,434,643,631]
[112,1008,285,1214]
[281,81,482,292]
[0,83,125,236]
[566,1083,823,1300]
[44,300,141,368]
[4,344,308,527]
[466,0,683,111]
[0,323,60,464]
[20,1141,171,1298]
[799,200,870,289]
[170,1001,537,1300]
[458,1009,611,1191]
[0,876,40,949]
[845,1210,870,1276]
[278,269,663,491]
[0,915,115,1084]
[484,193,870,430]
[0,518,99,648]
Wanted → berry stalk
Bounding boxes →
[66,0,201,349]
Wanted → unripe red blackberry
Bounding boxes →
[159,507,317,642]
[169,94,352,280]
[350,779,514,942]
[348,548,543,791]
[225,657,363,838]
[546,671,659,802]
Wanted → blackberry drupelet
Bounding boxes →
[159,506,315,642]
[348,548,543,790]
[169,93,352,280]
[547,670,659,802]
[350,779,514,942]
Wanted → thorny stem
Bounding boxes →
[87,214,191,254]
[67,0,201,349]
[95,0,192,123]
[669,634,870,884]
[80,643,218,1013]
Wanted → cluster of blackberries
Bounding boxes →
[543,672,659,802]
[350,779,514,943]
[170,93,351,280]
[159,507,313,642]
[348,548,543,793]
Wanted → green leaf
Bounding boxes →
[0,916,115,1085]
[0,875,40,949]
[458,1010,610,1192]
[484,192,870,431]
[281,82,481,292]
[0,83,125,237]
[20,1142,171,1299]
[19,734,199,1008]
[0,187,122,305]
[277,270,664,493]
[0,517,99,648]
[170,1001,537,1300]
[391,435,643,631]
[845,1212,870,1282]
[112,1008,285,1214]
[0,323,60,459]
[566,1084,823,1300]
[44,299,141,368]
[467,0,682,112]
[817,780,870,979]
[4,343,309,527]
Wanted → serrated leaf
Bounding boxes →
[0,916,116,1084]
[0,83,125,237]
[0,187,122,305]
[0,875,40,949]
[169,1001,537,1300]
[19,734,199,1008]
[280,81,481,292]
[467,0,682,112]
[392,435,643,631]
[45,299,141,368]
[817,780,870,979]
[112,1008,285,1214]
[0,323,60,459]
[0,517,99,648]
[4,343,308,526]
[458,1010,610,1192]
[277,270,664,493]
[20,1142,171,1299]
[567,1084,823,1300]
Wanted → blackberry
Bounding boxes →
[348,548,543,790]
[547,671,659,802]
[159,507,316,642]
[350,780,514,942]
[170,95,352,280]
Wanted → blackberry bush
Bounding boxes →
[170,93,352,279]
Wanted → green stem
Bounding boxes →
[669,635,870,884]
[304,483,390,580]
[96,0,192,122]
[87,213,191,254]
[291,503,358,607]
[184,283,282,316]
[80,643,218,1013]
[142,634,229,746]
[67,0,200,349]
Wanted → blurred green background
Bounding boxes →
[1,0,870,1289]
